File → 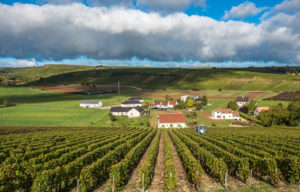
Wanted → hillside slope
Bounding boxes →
[27,67,300,91]
[1,65,300,91]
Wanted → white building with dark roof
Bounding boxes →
[110,106,144,118]
[128,98,144,102]
[80,100,102,108]
[211,109,240,120]
[121,100,142,107]
[236,96,250,107]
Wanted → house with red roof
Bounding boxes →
[254,107,270,117]
[211,108,240,120]
[152,100,177,109]
[157,110,186,128]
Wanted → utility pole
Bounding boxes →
[118,80,120,101]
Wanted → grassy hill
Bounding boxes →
[1,65,300,91]
[0,64,94,84]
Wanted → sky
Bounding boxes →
[0,0,299,68]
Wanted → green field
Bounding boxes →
[0,86,289,127]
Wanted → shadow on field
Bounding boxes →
[0,89,137,104]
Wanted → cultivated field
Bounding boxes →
[0,126,299,192]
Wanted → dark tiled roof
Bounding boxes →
[122,100,142,104]
[110,106,144,113]
[80,100,101,104]
[128,98,142,101]
[236,96,250,102]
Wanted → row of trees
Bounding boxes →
[260,101,300,126]
[174,96,208,110]
[227,100,256,115]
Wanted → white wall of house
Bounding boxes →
[157,122,186,128]
[211,111,240,120]
[111,109,141,118]
[80,102,102,108]
[127,108,141,118]
[236,101,247,108]
[121,103,142,107]
[254,109,259,117]
[181,95,188,102]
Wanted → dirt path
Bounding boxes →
[199,172,223,192]
[148,131,165,192]
[167,132,196,192]
[122,132,160,192]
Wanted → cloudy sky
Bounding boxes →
[0,0,299,67]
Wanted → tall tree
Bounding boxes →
[202,95,208,106]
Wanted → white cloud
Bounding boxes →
[223,1,266,20]
[275,0,300,13]
[137,0,206,13]
[0,59,36,67]
[0,3,299,66]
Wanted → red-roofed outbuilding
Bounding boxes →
[158,111,186,128]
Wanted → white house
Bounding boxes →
[128,98,144,102]
[157,110,186,128]
[236,96,250,108]
[121,100,142,107]
[110,107,144,118]
[181,95,199,102]
[152,100,177,109]
[211,109,240,120]
[254,107,270,117]
[80,100,102,108]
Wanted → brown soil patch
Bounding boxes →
[207,96,235,100]
[148,132,165,192]
[33,85,121,93]
[142,90,208,98]
[244,92,264,99]
[198,112,225,123]
[123,132,161,192]
[167,132,196,192]
[266,91,300,101]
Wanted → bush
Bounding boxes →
[218,88,222,92]
[227,101,239,111]
[109,113,117,121]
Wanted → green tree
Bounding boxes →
[218,88,222,92]
[187,99,195,107]
[202,95,208,106]
[109,113,117,121]
[195,103,203,110]
[246,100,256,114]
[3,99,8,107]
[165,95,170,100]
[227,101,239,111]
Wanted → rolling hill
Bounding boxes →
[1,65,300,91]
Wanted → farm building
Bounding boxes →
[211,109,240,120]
[128,98,144,102]
[181,95,199,102]
[254,107,270,117]
[236,96,250,107]
[152,100,177,109]
[157,110,185,128]
[121,100,142,107]
[80,100,102,108]
[157,110,186,128]
[110,106,144,118]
